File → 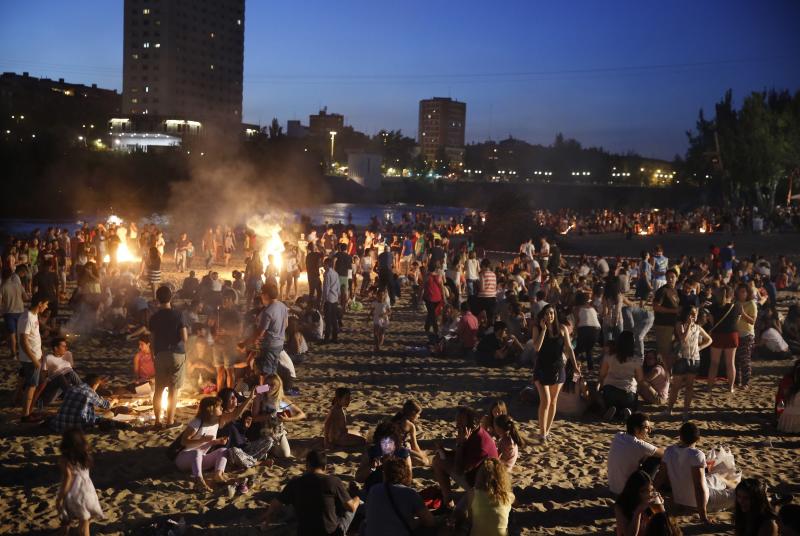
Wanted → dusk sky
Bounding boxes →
[1,0,799,159]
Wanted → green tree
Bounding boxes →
[268,117,283,139]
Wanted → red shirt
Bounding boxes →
[458,311,479,349]
[462,427,499,486]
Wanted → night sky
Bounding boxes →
[1,0,799,159]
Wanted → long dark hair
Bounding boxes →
[612,330,636,364]
[734,478,775,536]
[537,304,560,336]
[615,470,652,520]
[60,428,92,469]
[493,414,526,448]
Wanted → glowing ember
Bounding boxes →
[638,230,649,236]
[560,224,574,235]
[699,227,707,233]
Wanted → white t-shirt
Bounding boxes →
[17,310,42,363]
[603,355,641,393]
[607,432,658,494]
[465,258,480,280]
[45,351,74,376]
[663,444,706,507]
[182,418,220,455]
[577,307,601,328]
[529,260,541,283]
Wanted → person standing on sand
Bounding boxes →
[2,264,28,359]
[19,293,49,422]
[252,283,288,385]
[531,304,580,441]
[149,286,188,428]
[321,258,341,343]
[56,429,104,536]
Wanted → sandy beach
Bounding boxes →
[1,259,799,536]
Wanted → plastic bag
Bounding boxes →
[706,446,742,488]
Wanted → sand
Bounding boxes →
[1,261,798,535]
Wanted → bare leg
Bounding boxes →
[153,386,164,425]
[708,348,721,391]
[535,381,550,438]
[684,375,696,412]
[79,520,90,536]
[216,367,226,392]
[724,348,736,393]
[22,386,36,417]
[166,386,178,425]
[225,367,235,389]
[545,383,563,435]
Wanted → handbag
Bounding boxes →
[709,303,736,333]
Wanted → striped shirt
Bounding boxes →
[478,270,497,298]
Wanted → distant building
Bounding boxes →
[348,151,382,190]
[309,107,344,137]
[0,72,120,136]
[286,119,309,138]
[121,0,245,131]
[418,97,466,168]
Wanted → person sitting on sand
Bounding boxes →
[35,337,81,407]
[476,321,524,367]
[614,470,666,536]
[132,334,155,386]
[355,421,414,492]
[600,331,644,422]
[56,428,104,536]
[776,359,800,433]
[479,399,508,436]
[493,414,525,472]
[50,374,119,433]
[638,350,669,406]
[391,399,429,466]
[263,450,361,535]
[657,421,735,525]
[607,412,664,495]
[363,456,436,536]
[251,373,306,459]
[323,387,366,448]
[734,478,778,536]
[175,393,254,491]
[432,406,498,508]
[469,457,515,536]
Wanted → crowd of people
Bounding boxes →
[2,213,800,535]
[532,205,800,236]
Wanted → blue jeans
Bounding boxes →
[623,306,654,358]
[256,345,283,375]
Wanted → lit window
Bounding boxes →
[210,64,214,70]
[142,8,150,15]
[132,53,139,60]
[210,32,215,38]
[145,86,149,93]
[154,43,160,48]
[237,19,242,25]
[143,42,150,48]
[131,98,138,103]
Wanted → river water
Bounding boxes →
[0,203,473,237]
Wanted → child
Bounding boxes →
[391,399,429,465]
[323,387,365,448]
[493,414,525,472]
[480,399,508,434]
[56,429,104,536]
[470,458,515,535]
[371,289,391,352]
[132,334,155,385]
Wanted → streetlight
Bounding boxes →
[329,130,337,167]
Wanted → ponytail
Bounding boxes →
[495,414,526,448]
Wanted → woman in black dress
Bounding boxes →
[532,304,580,442]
